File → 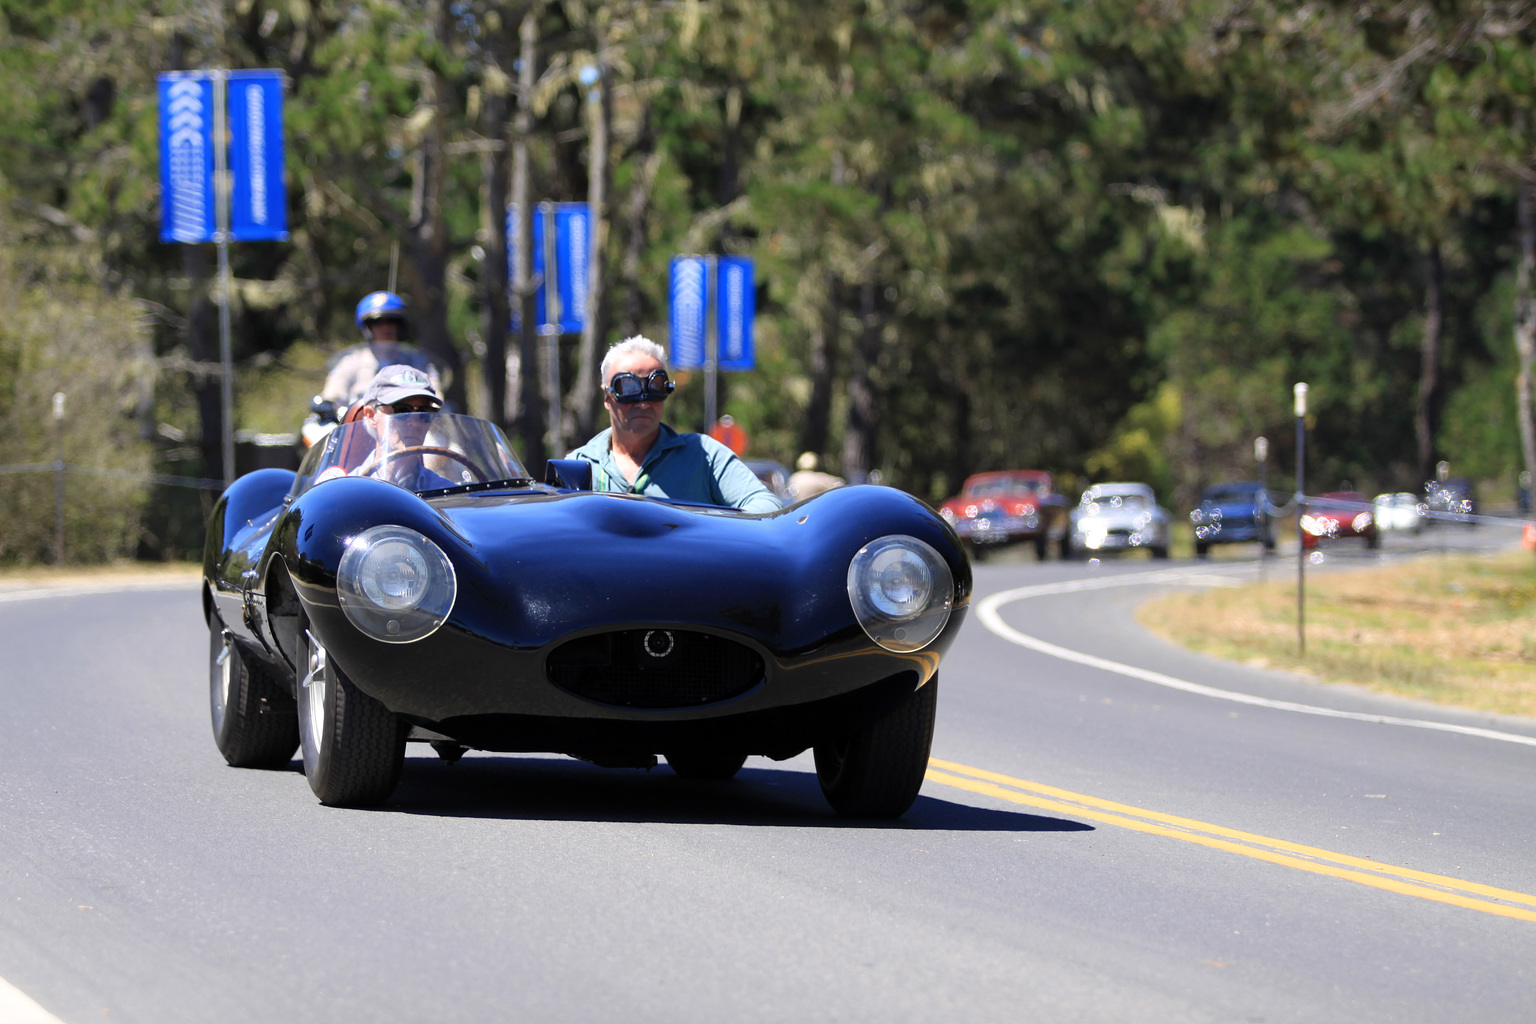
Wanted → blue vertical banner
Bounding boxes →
[227,72,287,241]
[716,256,755,371]
[669,256,708,369]
[506,205,548,332]
[554,203,590,335]
[158,75,216,243]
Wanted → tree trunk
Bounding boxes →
[513,2,546,473]
[841,280,879,483]
[1515,181,1536,507]
[798,271,837,461]
[1415,242,1443,485]
[480,86,510,430]
[571,24,610,442]
[403,1,464,411]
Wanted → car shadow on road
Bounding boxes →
[375,754,1093,832]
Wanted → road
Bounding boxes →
[2,538,1533,1023]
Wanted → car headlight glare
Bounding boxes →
[1352,512,1373,532]
[1300,514,1324,536]
[338,525,456,643]
[847,535,954,653]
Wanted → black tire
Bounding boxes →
[1195,541,1209,559]
[1367,530,1380,550]
[814,676,938,818]
[297,629,406,807]
[209,623,298,769]
[666,749,749,780]
[1033,535,1048,561]
[1151,546,1169,559]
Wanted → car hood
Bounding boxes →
[277,479,970,654]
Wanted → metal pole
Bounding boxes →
[704,255,718,432]
[1294,383,1308,656]
[1255,435,1269,581]
[53,392,65,565]
[213,71,235,488]
[542,202,562,455]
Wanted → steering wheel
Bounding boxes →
[356,445,488,484]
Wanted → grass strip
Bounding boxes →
[1136,550,1536,718]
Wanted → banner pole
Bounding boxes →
[213,70,235,488]
[704,256,718,431]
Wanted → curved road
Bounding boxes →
[2,548,1533,1023]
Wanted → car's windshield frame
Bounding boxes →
[291,412,530,498]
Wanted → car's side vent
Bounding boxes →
[546,630,764,708]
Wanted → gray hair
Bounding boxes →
[600,335,669,386]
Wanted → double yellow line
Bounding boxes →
[926,758,1536,923]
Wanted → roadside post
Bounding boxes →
[1255,435,1269,579]
[53,392,65,565]
[159,69,288,488]
[1294,383,1308,656]
[669,255,754,430]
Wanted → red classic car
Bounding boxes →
[936,470,1068,560]
[1300,491,1380,550]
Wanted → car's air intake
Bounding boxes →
[546,629,764,708]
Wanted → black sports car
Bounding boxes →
[203,412,970,817]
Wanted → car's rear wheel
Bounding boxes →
[1195,541,1209,558]
[666,749,749,780]
[1151,545,1169,559]
[209,623,298,769]
[298,628,406,806]
[1033,535,1048,561]
[814,676,938,818]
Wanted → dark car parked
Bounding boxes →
[1189,481,1275,557]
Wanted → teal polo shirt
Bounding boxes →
[566,423,781,513]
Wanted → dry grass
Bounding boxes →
[1136,551,1536,718]
[0,561,201,592]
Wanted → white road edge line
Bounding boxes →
[976,566,1536,748]
[0,976,67,1024]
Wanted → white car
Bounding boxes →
[1066,482,1171,558]
[1373,492,1424,533]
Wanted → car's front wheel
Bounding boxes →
[209,623,298,769]
[298,628,406,806]
[814,676,938,818]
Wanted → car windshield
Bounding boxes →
[1087,493,1148,511]
[292,412,528,498]
[968,478,1043,498]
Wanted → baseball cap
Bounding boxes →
[359,364,442,410]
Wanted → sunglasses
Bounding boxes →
[606,370,674,404]
[384,400,440,414]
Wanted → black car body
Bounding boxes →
[1189,481,1275,556]
[203,413,970,816]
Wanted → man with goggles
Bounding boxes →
[566,336,780,513]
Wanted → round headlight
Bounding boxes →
[338,525,456,643]
[847,535,954,653]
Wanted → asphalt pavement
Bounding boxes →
[1,537,1532,1023]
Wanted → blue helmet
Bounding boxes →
[355,291,408,327]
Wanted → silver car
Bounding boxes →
[1066,482,1172,559]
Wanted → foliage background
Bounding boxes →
[1,0,1533,562]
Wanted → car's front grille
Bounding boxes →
[546,629,764,708]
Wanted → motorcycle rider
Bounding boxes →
[319,291,443,410]
[303,291,445,448]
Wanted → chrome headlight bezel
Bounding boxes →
[337,525,457,643]
[847,534,954,653]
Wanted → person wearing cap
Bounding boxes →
[788,451,845,501]
[565,336,780,513]
[339,364,457,491]
[320,291,443,409]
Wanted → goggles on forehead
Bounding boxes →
[606,369,674,403]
